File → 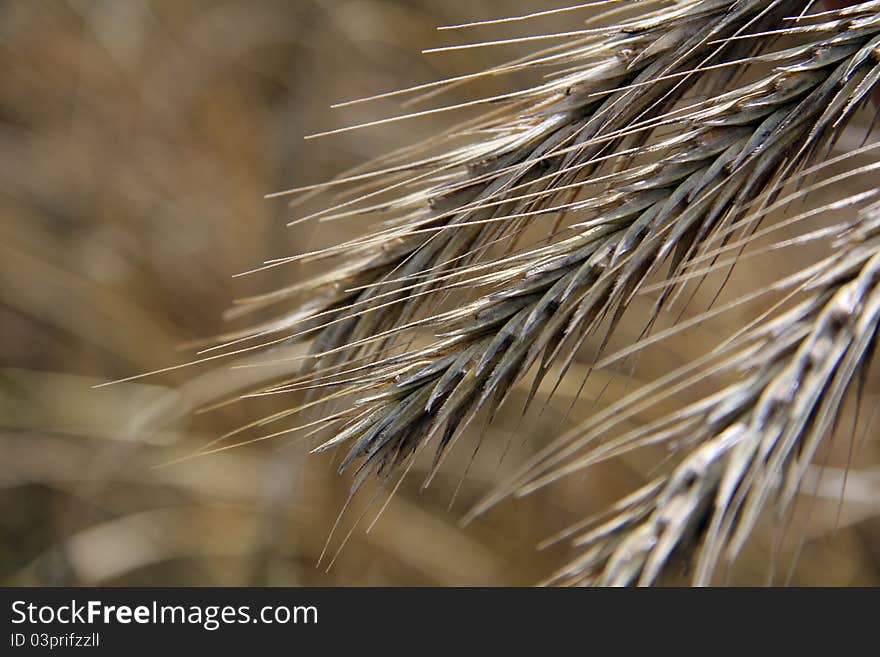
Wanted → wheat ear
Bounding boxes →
[185,1,880,582]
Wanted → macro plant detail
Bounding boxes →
[175,1,880,584]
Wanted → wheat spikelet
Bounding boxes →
[179,1,880,583]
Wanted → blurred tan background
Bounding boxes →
[2,0,879,586]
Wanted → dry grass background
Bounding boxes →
[2,0,879,586]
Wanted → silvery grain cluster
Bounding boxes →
[202,1,880,583]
